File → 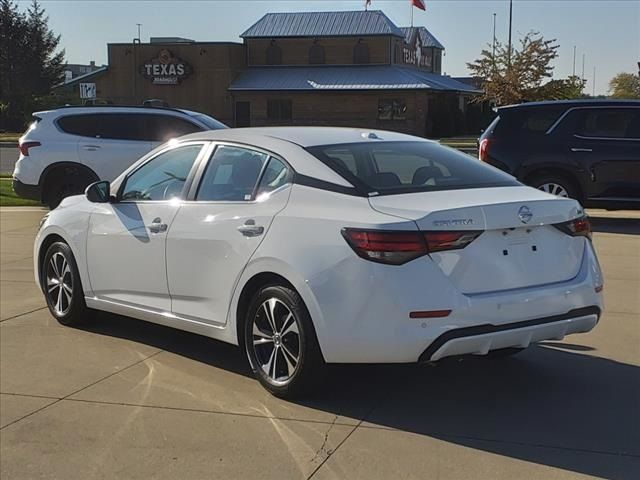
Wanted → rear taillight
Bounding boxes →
[553,216,592,240]
[342,228,482,265]
[478,138,489,161]
[19,141,41,156]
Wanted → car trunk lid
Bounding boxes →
[369,186,586,294]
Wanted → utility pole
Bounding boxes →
[507,0,513,66]
[581,53,585,81]
[572,45,576,76]
[592,66,596,97]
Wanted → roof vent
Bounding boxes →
[362,132,381,140]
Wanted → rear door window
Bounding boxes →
[196,145,269,201]
[575,108,640,139]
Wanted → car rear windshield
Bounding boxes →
[306,141,519,195]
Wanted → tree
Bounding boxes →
[609,73,640,99]
[467,31,585,105]
[0,0,65,131]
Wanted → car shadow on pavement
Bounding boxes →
[79,313,639,480]
[589,216,640,235]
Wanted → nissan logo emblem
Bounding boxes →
[518,206,533,224]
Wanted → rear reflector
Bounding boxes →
[342,228,482,265]
[409,310,451,319]
[553,216,592,240]
[19,141,41,156]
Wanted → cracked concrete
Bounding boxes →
[1,208,639,479]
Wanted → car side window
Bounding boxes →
[196,145,268,201]
[120,144,202,201]
[576,108,640,139]
[255,157,291,198]
[141,115,203,142]
[57,114,99,137]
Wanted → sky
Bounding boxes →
[21,0,640,95]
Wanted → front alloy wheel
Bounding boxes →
[244,285,325,398]
[42,242,89,326]
[46,252,74,316]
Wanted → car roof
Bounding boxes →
[497,99,640,112]
[34,105,194,117]
[178,126,431,148]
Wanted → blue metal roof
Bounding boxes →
[241,11,405,39]
[229,66,480,93]
[400,27,445,50]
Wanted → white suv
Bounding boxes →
[12,106,227,207]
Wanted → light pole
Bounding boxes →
[507,0,513,67]
[572,45,576,77]
[492,13,497,59]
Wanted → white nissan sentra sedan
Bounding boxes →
[34,127,604,398]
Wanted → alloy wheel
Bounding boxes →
[46,251,73,316]
[251,298,301,385]
[537,182,569,198]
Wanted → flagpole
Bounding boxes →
[411,4,414,27]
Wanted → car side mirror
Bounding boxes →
[85,181,112,203]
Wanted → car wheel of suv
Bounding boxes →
[44,167,96,209]
[42,242,89,326]
[244,284,326,398]
[529,174,579,200]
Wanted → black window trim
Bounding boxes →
[116,141,209,203]
[544,105,640,136]
[186,141,295,204]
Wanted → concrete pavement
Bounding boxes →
[1,208,639,479]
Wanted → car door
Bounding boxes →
[166,144,292,325]
[566,107,640,199]
[76,113,153,181]
[86,142,206,312]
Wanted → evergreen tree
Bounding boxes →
[0,0,65,130]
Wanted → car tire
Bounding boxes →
[529,173,580,201]
[42,242,89,326]
[244,284,326,399]
[44,169,95,209]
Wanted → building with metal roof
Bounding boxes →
[241,10,405,39]
[229,65,479,93]
[58,9,488,137]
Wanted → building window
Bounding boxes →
[266,41,282,65]
[378,99,407,121]
[267,99,292,121]
[309,43,326,65]
[353,41,370,64]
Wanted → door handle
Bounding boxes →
[148,217,168,234]
[571,147,592,152]
[237,219,264,237]
[82,145,101,151]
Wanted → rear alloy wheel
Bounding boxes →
[42,242,89,326]
[529,173,579,200]
[244,285,325,398]
[537,182,569,198]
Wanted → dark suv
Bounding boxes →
[478,100,640,208]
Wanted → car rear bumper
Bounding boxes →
[418,306,599,362]
[311,239,604,364]
[12,178,41,201]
